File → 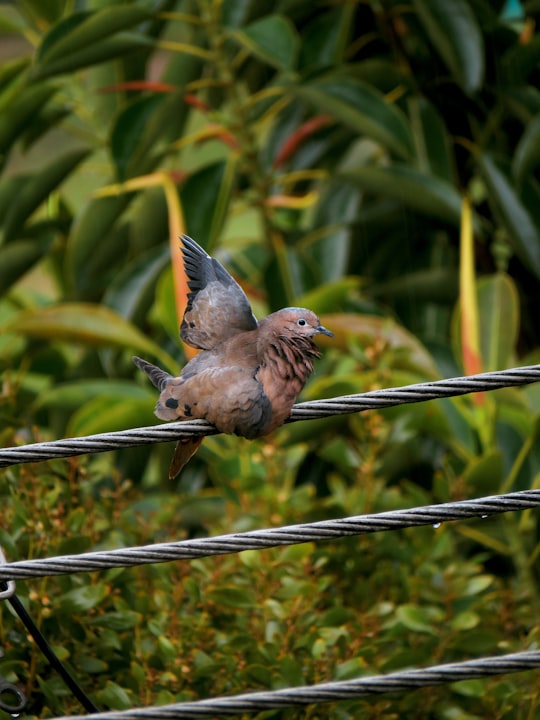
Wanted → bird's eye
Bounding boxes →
[297,318,307,327]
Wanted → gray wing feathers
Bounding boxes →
[180,235,257,350]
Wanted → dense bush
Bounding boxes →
[1,0,540,717]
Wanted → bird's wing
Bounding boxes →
[180,234,257,350]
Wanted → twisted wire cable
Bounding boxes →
[1,488,539,580]
[51,650,540,719]
[1,364,540,469]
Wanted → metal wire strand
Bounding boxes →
[1,364,540,469]
[1,488,540,581]
[50,650,540,719]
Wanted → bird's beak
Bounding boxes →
[316,325,334,338]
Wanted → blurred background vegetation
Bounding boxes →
[2,0,540,717]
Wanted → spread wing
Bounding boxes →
[180,234,257,350]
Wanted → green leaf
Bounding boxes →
[38,6,151,64]
[96,681,132,710]
[33,33,152,80]
[181,160,236,249]
[463,575,494,596]
[463,450,504,494]
[303,181,359,286]
[0,82,58,155]
[477,273,519,371]
[208,586,257,608]
[512,112,540,186]
[153,267,180,347]
[0,7,27,34]
[110,95,165,181]
[78,656,108,674]
[408,96,455,181]
[4,302,174,367]
[298,6,354,71]
[371,268,458,303]
[0,237,53,296]
[450,610,480,631]
[2,148,89,242]
[395,604,440,634]
[103,245,170,325]
[68,395,156,436]
[67,195,131,298]
[297,278,361,314]
[13,0,65,25]
[298,75,414,160]
[311,313,440,378]
[341,164,463,226]
[502,34,540,86]
[0,56,30,95]
[230,15,299,72]
[478,154,540,280]
[412,0,484,94]
[90,611,140,631]
[451,679,486,698]
[334,657,369,681]
[0,176,26,227]
[36,380,154,412]
[58,584,108,613]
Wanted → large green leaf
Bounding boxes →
[3,302,174,367]
[408,97,455,181]
[230,14,299,72]
[297,75,414,160]
[298,6,354,71]
[33,33,152,80]
[0,236,53,296]
[309,313,440,379]
[477,274,519,372]
[478,154,540,280]
[302,181,359,286]
[0,57,30,112]
[181,160,236,250]
[1,148,89,242]
[110,95,165,181]
[0,82,58,155]
[512,112,540,186]
[103,245,169,325]
[68,395,156,436]
[11,0,65,25]
[371,268,458,303]
[66,196,131,298]
[452,272,519,375]
[36,380,154,412]
[340,164,463,226]
[37,6,151,64]
[412,0,484,94]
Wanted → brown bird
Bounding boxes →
[134,234,333,478]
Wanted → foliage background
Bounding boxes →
[2,0,540,717]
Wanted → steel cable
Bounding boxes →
[49,650,540,719]
[1,488,539,580]
[3,364,540,718]
[1,364,539,469]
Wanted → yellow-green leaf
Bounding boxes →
[299,76,414,160]
[4,302,176,369]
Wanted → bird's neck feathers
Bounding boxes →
[258,328,321,385]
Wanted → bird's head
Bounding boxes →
[272,307,333,340]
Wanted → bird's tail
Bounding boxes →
[169,437,204,479]
[133,356,173,391]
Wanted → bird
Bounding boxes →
[133,234,333,478]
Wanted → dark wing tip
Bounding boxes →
[133,356,173,391]
[180,234,209,262]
